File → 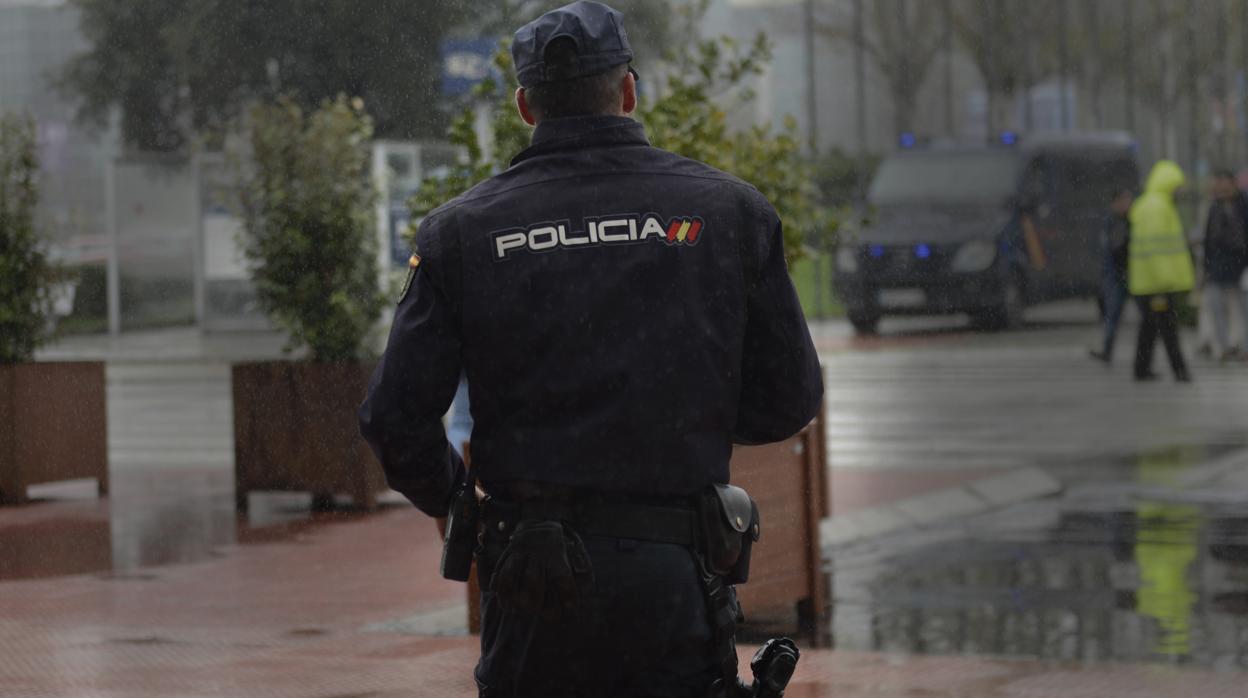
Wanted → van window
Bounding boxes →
[1019,158,1052,210]
[869,151,1021,205]
[1053,156,1138,209]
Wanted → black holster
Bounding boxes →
[696,485,798,698]
[697,484,760,584]
[441,481,480,582]
[696,484,758,698]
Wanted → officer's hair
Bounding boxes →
[525,38,629,120]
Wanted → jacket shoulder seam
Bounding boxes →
[439,169,760,210]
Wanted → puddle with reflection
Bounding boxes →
[832,446,1248,669]
[0,467,388,582]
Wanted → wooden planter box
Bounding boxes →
[731,407,829,644]
[231,361,387,512]
[0,362,108,504]
[0,518,112,579]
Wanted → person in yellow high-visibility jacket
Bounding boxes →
[1128,160,1194,382]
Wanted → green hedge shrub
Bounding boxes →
[410,32,834,265]
[0,113,54,363]
[235,95,384,362]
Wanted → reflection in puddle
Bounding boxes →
[1133,448,1201,659]
[0,468,387,581]
[832,447,1248,669]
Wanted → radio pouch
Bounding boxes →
[698,484,760,585]
[440,474,480,582]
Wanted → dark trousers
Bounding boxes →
[1133,294,1189,378]
[1101,276,1129,357]
[474,528,720,698]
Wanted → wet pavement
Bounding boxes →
[3,485,1247,697]
[1,469,392,582]
[832,483,1248,670]
[4,306,1248,694]
[819,305,1248,672]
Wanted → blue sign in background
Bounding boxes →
[442,38,501,97]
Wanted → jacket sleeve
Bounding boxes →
[733,208,824,445]
[358,213,465,517]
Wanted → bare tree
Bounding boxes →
[1128,0,1220,159]
[1070,0,1118,129]
[819,0,944,138]
[950,0,1060,133]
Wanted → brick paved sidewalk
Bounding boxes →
[2,502,1244,698]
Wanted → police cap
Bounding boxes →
[512,1,634,88]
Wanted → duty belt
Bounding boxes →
[482,497,698,547]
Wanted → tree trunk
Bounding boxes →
[893,84,916,138]
[1089,0,1104,129]
[943,0,955,136]
[1158,24,1175,159]
[981,1,997,137]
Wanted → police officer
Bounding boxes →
[359,2,823,695]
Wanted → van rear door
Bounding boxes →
[1047,153,1139,296]
[1015,157,1062,299]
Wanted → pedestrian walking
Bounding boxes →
[1200,170,1248,360]
[358,2,823,696]
[1128,160,1195,382]
[1190,195,1216,357]
[1090,187,1134,363]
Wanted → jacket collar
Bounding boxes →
[511,115,650,166]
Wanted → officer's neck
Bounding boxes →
[530,114,636,141]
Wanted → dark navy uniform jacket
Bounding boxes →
[359,115,823,517]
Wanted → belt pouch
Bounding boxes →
[698,484,761,585]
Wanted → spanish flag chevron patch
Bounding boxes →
[397,254,421,304]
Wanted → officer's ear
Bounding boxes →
[516,88,538,126]
[621,70,637,115]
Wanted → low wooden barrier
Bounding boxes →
[0,362,108,504]
[0,518,111,579]
[730,409,829,643]
[232,361,388,512]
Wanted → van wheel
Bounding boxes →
[972,276,1025,331]
[849,311,880,336]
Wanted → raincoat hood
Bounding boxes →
[1143,159,1185,197]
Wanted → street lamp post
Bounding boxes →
[1089,0,1103,128]
[982,1,996,138]
[1058,0,1070,131]
[804,0,818,154]
[1125,0,1135,134]
[1186,5,1199,177]
[853,0,867,194]
[803,0,823,318]
[944,0,955,137]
